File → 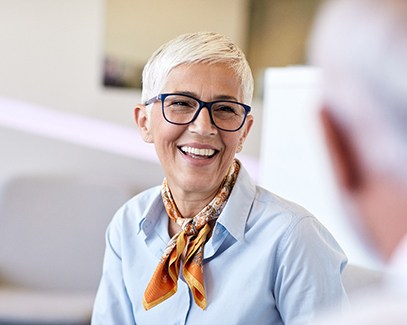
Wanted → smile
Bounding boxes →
[179,146,217,159]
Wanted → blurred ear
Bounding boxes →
[236,114,254,153]
[320,106,361,191]
[134,104,153,143]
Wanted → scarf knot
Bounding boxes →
[181,218,198,236]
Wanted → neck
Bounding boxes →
[166,183,222,238]
[170,186,220,218]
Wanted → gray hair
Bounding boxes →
[309,0,407,184]
[141,31,254,105]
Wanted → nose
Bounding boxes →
[188,107,217,136]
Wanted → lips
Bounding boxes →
[179,146,218,158]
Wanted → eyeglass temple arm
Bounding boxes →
[144,95,160,106]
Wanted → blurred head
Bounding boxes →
[309,0,407,260]
[141,31,254,105]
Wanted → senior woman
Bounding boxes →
[92,32,348,324]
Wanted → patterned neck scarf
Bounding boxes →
[143,159,240,311]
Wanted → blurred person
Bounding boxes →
[91,31,348,324]
[309,0,407,323]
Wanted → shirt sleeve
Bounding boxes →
[273,216,349,324]
[91,212,136,325]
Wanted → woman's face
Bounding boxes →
[136,62,253,200]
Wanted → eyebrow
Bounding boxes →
[172,91,239,102]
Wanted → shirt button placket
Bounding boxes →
[176,277,192,324]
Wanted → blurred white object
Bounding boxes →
[259,66,380,269]
[0,175,134,324]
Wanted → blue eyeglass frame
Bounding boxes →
[144,93,251,132]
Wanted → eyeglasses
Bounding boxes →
[145,93,251,132]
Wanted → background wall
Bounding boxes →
[104,0,323,95]
[0,0,136,127]
[0,0,268,162]
[0,0,322,160]
[105,0,249,89]
[247,0,323,82]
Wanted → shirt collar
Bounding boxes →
[136,186,163,235]
[216,164,256,241]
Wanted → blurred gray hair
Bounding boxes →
[141,31,254,106]
[309,0,407,184]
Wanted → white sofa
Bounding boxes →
[0,175,135,324]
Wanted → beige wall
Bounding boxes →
[104,0,250,88]
[104,0,323,92]
[105,0,250,66]
[247,0,323,69]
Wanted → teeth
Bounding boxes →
[181,146,215,157]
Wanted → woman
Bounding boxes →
[92,32,348,324]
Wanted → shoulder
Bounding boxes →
[251,185,317,231]
[125,185,162,213]
[255,186,312,217]
[110,185,162,228]
[231,163,312,222]
[250,186,345,256]
[103,185,163,253]
[231,164,327,241]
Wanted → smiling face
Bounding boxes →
[135,62,253,206]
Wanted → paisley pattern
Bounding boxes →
[143,159,240,310]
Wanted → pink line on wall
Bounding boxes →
[0,96,258,180]
[0,97,158,163]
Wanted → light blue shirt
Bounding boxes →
[92,165,348,325]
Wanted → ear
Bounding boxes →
[134,104,153,143]
[320,106,361,192]
[236,114,254,153]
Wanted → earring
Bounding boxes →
[142,133,153,143]
[236,141,243,153]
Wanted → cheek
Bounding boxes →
[152,121,186,148]
[150,110,171,139]
[222,134,242,153]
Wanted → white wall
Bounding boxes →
[0,0,139,126]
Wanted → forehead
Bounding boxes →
[161,62,243,100]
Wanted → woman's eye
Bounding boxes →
[215,105,236,113]
[174,101,191,107]
[167,99,194,108]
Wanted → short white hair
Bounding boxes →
[141,31,254,105]
[309,0,407,184]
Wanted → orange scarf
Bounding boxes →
[143,159,240,310]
